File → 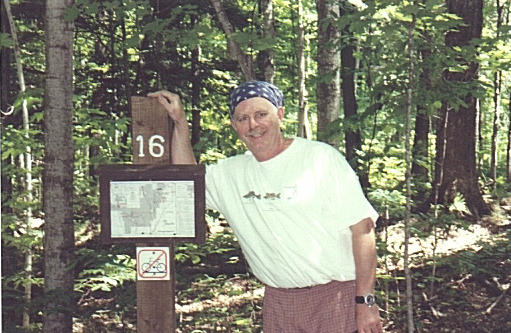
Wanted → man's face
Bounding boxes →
[231,97,284,161]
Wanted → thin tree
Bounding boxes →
[404,6,417,332]
[340,2,369,188]
[43,0,75,331]
[257,0,275,82]
[191,14,201,147]
[490,0,504,188]
[297,0,312,139]
[507,90,511,181]
[411,9,432,205]
[2,0,34,327]
[316,0,340,144]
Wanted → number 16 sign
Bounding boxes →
[131,96,173,165]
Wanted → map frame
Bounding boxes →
[98,164,206,244]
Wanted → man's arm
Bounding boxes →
[147,91,197,164]
[350,217,382,333]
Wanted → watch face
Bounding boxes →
[365,294,376,305]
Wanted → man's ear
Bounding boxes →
[277,107,285,121]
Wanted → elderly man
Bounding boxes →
[148,81,382,333]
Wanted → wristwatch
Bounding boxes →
[355,293,377,307]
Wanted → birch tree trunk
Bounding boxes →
[191,15,201,147]
[507,91,511,181]
[297,0,311,139]
[490,0,504,188]
[405,9,416,332]
[490,70,502,187]
[316,0,340,144]
[43,0,75,331]
[2,0,34,327]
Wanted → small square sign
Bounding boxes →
[137,247,171,280]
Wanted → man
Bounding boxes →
[148,81,382,333]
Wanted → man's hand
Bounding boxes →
[356,304,382,333]
[147,90,196,164]
[147,90,186,125]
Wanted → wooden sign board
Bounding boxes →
[98,164,206,245]
[131,96,174,165]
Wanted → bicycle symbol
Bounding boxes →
[142,259,166,274]
[137,248,170,279]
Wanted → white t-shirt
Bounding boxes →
[205,137,378,288]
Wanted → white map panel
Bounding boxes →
[110,180,195,238]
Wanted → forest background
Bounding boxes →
[1,0,511,332]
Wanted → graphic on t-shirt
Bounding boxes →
[242,191,282,201]
[243,191,261,199]
[264,192,281,200]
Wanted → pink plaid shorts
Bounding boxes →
[263,280,357,333]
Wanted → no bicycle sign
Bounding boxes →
[137,247,171,280]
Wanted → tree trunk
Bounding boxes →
[2,0,34,327]
[297,0,311,139]
[411,108,430,201]
[490,0,504,187]
[256,0,275,82]
[209,0,256,81]
[490,70,502,187]
[411,45,432,205]
[507,91,511,181]
[316,0,340,144]
[340,4,368,188]
[404,10,416,333]
[432,0,490,218]
[43,0,75,332]
[1,0,10,115]
[191,15,201,147]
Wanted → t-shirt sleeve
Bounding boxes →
[325,148,379,230]
[205,163,223,212]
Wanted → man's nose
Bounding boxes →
[248,116,257,129]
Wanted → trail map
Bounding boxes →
[110,180,195,238]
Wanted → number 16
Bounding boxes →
[135,134,165,158]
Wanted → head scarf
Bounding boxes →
[229,81,284,118]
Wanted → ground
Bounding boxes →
[74,210,511,333]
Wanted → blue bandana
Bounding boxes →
[229,81,284,118]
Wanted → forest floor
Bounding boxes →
[74,202,511,333]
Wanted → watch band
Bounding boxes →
[355,296,366,304]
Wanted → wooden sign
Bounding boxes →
[131,96,173,164]
[98,96,205,333]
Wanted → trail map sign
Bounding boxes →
[110,180,195,238]
[98,164,205,244]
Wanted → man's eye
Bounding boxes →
[237,116,248,122]
[256,112,267,119]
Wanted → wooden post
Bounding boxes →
[98,97,205,333]
[132,96,175,333]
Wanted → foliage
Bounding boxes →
[2,0,511,331]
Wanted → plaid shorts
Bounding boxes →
[262,280,357,333]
